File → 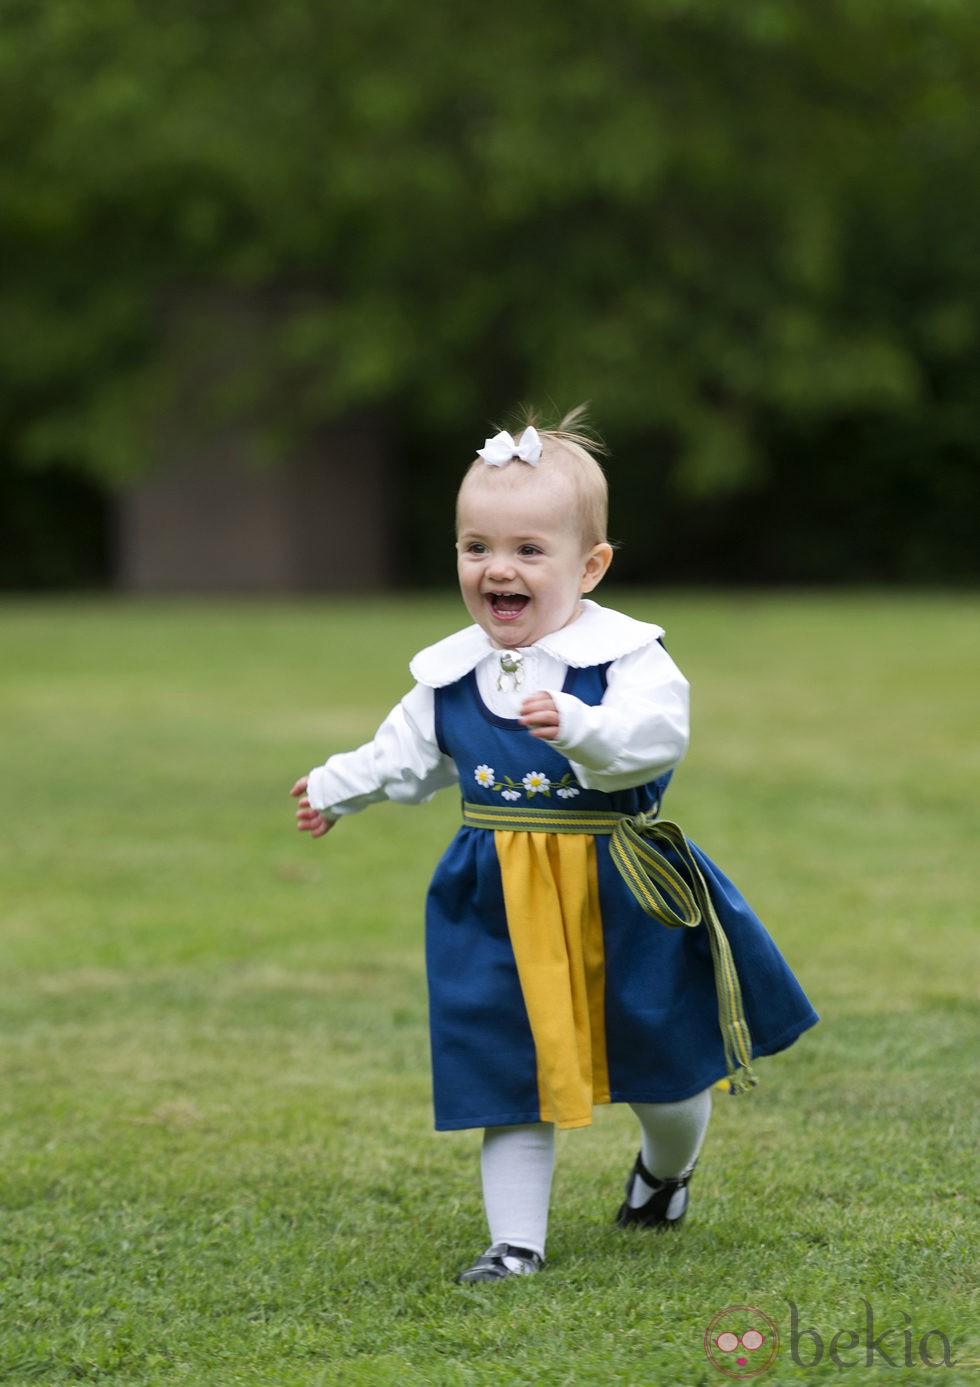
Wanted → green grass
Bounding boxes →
[0,591,977,1386]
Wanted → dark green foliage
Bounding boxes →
[1,0,978,582]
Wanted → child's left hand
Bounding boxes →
[519,692,561,741]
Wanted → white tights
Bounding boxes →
[479,1089,712,1258]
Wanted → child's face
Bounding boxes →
[456,468,612,649]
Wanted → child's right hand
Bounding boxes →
[290,777,336,839]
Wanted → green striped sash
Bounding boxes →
[462,800,758,1095]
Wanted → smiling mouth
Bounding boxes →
[486,593,530,619]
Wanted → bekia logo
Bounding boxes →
[705,1300,957,1376]
[704,1306,780,1377]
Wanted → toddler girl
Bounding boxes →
[291,410,817,1283]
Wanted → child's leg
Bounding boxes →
[479,1122,555,1258]
[630,1090,712,1183]
[618,1089,712,1228]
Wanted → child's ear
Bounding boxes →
[581,542,613,593]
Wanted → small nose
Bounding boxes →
[485,553,516,580]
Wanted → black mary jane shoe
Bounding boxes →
[615,1152,696,1230]
[454,1242,544,1284]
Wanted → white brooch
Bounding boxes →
[497,651,525,691]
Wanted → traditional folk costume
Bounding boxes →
[305,600,818,1135]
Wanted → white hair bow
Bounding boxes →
[477,426,543,467]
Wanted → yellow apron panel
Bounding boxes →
[494,830,611,1129]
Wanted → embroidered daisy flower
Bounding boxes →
[522,771,550,797]
[556,785,580,799]
[474,764,495,788]
[501,788,521,800]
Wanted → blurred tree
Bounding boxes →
[1,0,978,581]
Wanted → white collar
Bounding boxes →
[409,599,665,688]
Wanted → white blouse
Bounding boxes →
[305,600,690,818]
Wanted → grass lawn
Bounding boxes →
[0,590,977,1386]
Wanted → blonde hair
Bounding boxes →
[458,404,609,548]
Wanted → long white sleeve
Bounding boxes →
[548,642,690,792]
[305,683,457,817]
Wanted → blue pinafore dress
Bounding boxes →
[425,663,818,1132]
